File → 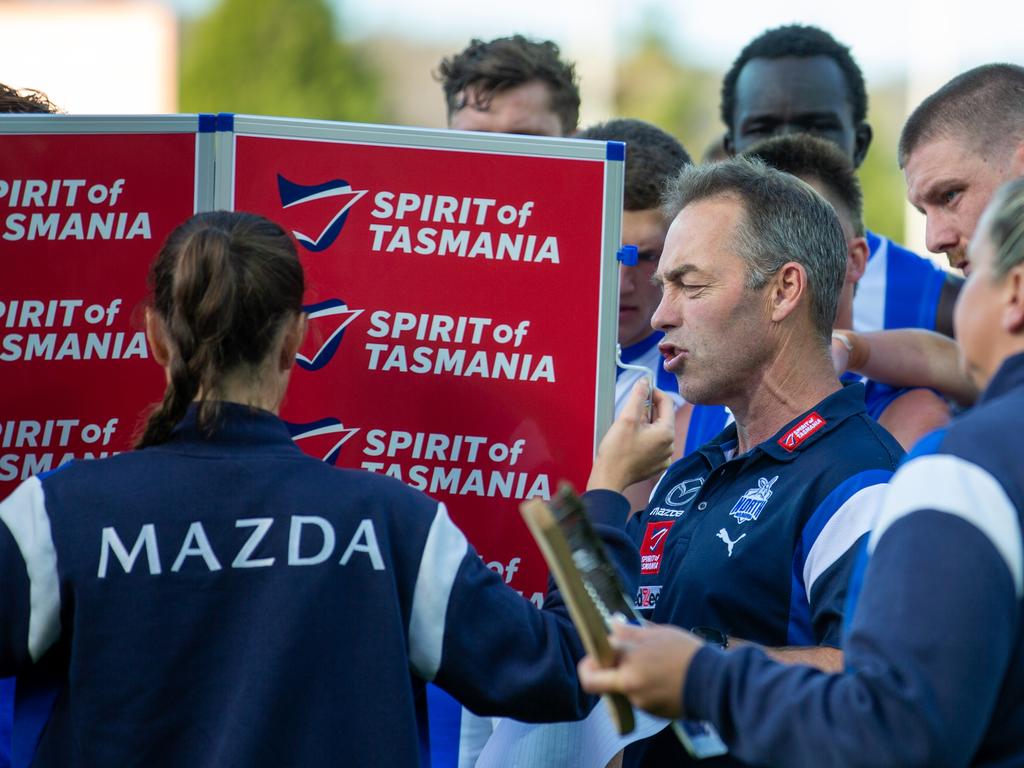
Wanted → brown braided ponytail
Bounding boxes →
[136,212,304,448]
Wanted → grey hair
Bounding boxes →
[660,156,847,342]
[981,177,1024,279]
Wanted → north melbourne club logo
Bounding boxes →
[286,418,361,465]
[277,174,367,252]
[296,299,363,371]
[729,476,779,524]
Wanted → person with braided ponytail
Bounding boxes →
[0,211,674,767]
[137,211,307,449]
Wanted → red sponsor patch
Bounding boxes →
[778,411,826,452]
[640,521,674,575]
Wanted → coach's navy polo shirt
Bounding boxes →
[610,383,903,768]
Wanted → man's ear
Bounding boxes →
[768,262,807,323]
[1009,139,1024,177]
[847,236,869,285]
[852,122,873,168]
[280,313,308,371]
[145,308,171,368]
[1002,264,1024,334]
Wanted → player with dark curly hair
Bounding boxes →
[437,35,579,136]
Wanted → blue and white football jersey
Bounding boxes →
[853,231,948,332]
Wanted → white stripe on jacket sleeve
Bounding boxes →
[0,476,62,661]
[409,502,468,680]
[870,453,1023,597]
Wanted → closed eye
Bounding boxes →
[803,118,841,131]
[742,122,773,136]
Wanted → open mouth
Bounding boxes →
[658,341,688,371]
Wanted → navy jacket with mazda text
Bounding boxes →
[0,403,636,768]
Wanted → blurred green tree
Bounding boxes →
[614,27,721,162]
[857,82,908,243]
[180,0,385,122]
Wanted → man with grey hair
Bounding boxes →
[586,156,903,766]
[581,175,1024,768]
[741,134,950,451]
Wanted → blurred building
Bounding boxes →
[0,1,177,113]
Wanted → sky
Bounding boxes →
[171,0,1023,82]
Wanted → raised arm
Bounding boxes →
[588,380,675,494]
[833,328,978,406]
[419,491,640,723]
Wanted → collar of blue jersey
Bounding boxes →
[696,382,867,464]
[165,401,299,453]
[618,330,665,366]
[979,350,1024,405]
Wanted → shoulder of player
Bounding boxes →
[902,396,1024,508]
[944,392,1023,456]
[873,422,1024,598]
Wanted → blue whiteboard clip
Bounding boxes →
[617,244,639,266]
[606,141,626,161]
[198,114,217,133]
